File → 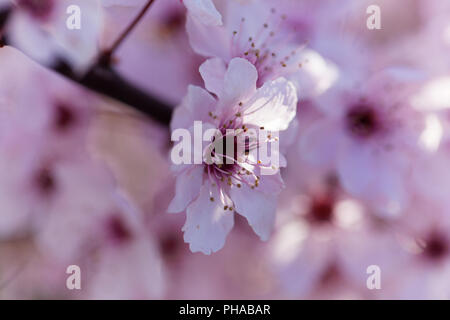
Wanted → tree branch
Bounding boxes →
[54,59,173,126]
[100,0,156,66]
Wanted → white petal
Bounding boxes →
[230,184,276,241]
[186,15,230,60]
[199,57,226,98]
[223,58,258,105]
[183,182,234,254]
[243,78,297,131]
[183,0,223,26]
[168,166,204,213]
[257,172,285,195]
[287,49,339,98]
[170,85,216,131]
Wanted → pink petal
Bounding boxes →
[242,77,297,131]
[222,58,258,105]
[168,166,204,213]
[299,119,339,166]
[186,15,231,60]
[183,182,234,254]
[257,172,285,195]
[170,85,217,131]
[230,184,276,241]
[183,0,223,26]
[370,163,407,218]
[199,57,227,98]
[337,140,375,195]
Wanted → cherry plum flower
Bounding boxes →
[81,208,166,299]
[0,47,96,237]
[372,201,450,299]
[0,47,121,248]
[184,0,338,99]
[299,68,427,218]
[169,57,297,254]
[268,173,407,299]
[0,47,165,298]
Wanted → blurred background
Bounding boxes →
[1,0,450,299]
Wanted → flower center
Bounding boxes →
[53,104,77,132]
[308,195,334,224]
[159,233,183,262]
[203,110,273,205]
[205,124,257,190]
[158,9,186,39]
[231,9,305,86]
[346,104,379,138]
[424,233,448,261]
[34,166,56,196]
[106,215,133,245]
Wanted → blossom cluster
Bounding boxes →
[0,0,450,299]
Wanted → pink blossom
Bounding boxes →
[184,0,337,99]
[169,57,297,254]
[299,68,427,217]
[268,171,407,298]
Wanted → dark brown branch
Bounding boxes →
[53,59,173,125]
[0,7,11,46]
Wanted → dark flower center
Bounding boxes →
[319,263,340,285]
[207,127,252,179]
[34,167,56,196]
[346,105,379,138]
[107,215,133,245]
[159,233,182,261]
[159,10,186,37]
[54,104,77,132]
[308,196,334,224]
[164,10,185,32]
[424,233,448,261]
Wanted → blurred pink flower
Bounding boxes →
[300,68,427,217]
[82,209,166,299]
[0,48,97,237]
[5,0,102,72]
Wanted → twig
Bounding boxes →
[54,59,173,125]
[100,0,156,66]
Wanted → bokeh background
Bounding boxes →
[1,0,450,299]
